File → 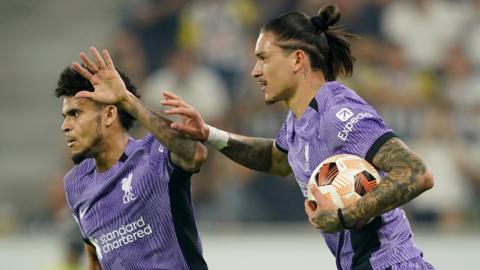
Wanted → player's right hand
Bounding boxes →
[161,91,209,142]
[72,47,128,106]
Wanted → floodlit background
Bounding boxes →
[0,0,479,269]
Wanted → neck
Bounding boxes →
[95,131,129,172]
[286,71,325,118]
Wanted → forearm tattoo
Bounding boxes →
[125,94,197,161]
[220,135,274,173]
[344,138,428,225]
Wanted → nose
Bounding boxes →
[61,118,71,133]
[251,61,261,78]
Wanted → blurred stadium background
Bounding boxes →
[0,0,478,269]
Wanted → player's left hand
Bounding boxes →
[304,183,344,233]
[72,47,128,105]
[161,91,209,142]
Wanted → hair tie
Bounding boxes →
[310,16,329,32]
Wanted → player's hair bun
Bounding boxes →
[311,4,341,32]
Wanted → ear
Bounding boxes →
[291,50,307,73]
[103,105,118,127]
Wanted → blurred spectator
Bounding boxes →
[178,0,257,93]
[441,45,480,142]
[296,0,389,38]
[408,101,473,230]
[381,0,468,69]
[109,31,147,86]
[348,40,431,139]
[461,0,480,67]
[119,0,189,74]
[142,48,230,124]
[440,44,480,223]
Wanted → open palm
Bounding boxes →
[72,47,127,105]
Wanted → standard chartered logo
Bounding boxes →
[96,216,153,257]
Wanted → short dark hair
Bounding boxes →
[55,66,140,130]
[261,4,355,81]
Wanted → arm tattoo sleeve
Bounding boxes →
[343,137,431,225]
[220,134,275,173]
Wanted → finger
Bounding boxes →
[79,52,99,73]
[163,91,184,101]
[90,46,107,70]
[75,90,94,99]
[72,61,94,81]
[164,107,197,118]
[161,99,183,107]
[102,49,115,69]
[161,99,191,109]
[309,183,324,202]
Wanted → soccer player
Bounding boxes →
[55,47,208,270]
[162,4,435,270]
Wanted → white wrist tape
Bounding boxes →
[206,125,229,150]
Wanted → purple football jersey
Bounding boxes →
[275,82,431,270]
[64,133,207,270]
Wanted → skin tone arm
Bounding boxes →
[85,244,102,270]
[161,91,292,176]
[305,137,435,233]
[72,47,207,171]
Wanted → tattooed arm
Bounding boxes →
[161,91,291,176]
[219,134,292,176]
[307,137,434,232]
[120,91,207,171]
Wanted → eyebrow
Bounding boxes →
[255,52,265,58]
[62,108,81,118]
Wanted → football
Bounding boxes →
[307,154,381,209]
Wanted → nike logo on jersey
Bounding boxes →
[79,206,89,220]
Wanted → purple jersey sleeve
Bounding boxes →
[321,100,395,161]
[142,133,177,173]
[142,133,198,175]
[275,112,291,153]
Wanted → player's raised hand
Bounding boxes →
[72,47,128,105]
[161,91,209,141]
[304,183,343,233]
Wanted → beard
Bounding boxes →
[71,150,94,165]
[71,115,103,164]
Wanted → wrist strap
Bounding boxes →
[337,208,354,230]
[206,125,229,150]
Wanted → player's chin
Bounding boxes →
[264,95,278,105]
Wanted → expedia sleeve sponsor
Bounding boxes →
[322,104,394,159]
[337,112,374,141]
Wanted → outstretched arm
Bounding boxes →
[162,92,292,176]
[72,47,207,171]
[306,137,434,232]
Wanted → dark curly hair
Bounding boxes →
[55,66,140,130]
